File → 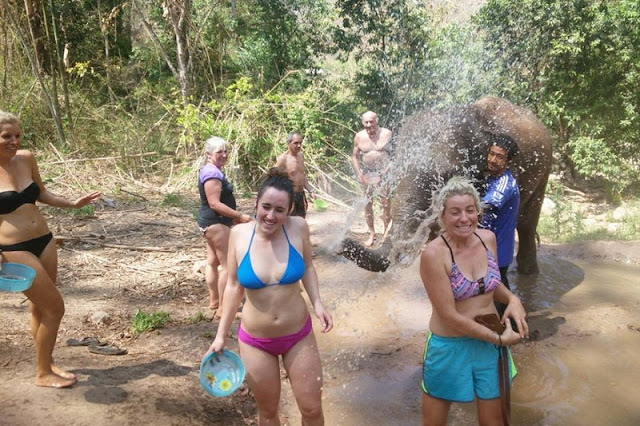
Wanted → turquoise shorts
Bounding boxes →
[421,332,517,402]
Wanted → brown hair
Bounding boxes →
[257,167,295,212]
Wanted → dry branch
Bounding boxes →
[42,152,162,165]
[56,236,172,252]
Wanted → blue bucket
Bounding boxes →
[199,349,246,397]
[0,262,36,292]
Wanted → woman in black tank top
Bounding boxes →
[196,137,252,315]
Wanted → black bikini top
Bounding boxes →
[0,182,40,214]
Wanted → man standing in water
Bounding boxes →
[481,134,520,293]
[351,111,392,247]
[275,131,316,218]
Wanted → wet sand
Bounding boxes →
[1,204,639,425]
[280,209,640,425]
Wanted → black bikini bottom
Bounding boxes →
[0,232,54,257]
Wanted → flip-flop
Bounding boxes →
[66,337,102,347]
[88,344,127,356]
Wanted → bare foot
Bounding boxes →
[364,234,377,247]
[35,372,77,388]
[51,365,77,380]
[209,303,219,310]
[382,221,392,241]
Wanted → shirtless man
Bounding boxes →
[350,111,392,246]
[275,131,315,218]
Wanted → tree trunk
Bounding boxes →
[40,0,66,144]
[164,0,191,107]
[1,0,65,144]
[130,0,180,83]
[23,0,47,73]
[97,0,115,103]
[48,0,72,128]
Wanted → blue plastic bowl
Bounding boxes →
[0,262,36,292]
[199,349,245,397]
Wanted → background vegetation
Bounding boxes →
[2,0,639,208]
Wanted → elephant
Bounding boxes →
[340,96,552,274]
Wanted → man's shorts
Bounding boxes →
[421,332,517,402]
[291,191,307,218]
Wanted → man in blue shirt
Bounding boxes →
[481,134,520,292]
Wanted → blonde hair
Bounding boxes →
[198,136,228,169]
[0,110,19,127]
[204,136,227,154]
[430,176,482,230]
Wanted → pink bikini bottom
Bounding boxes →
[238,316,312,356]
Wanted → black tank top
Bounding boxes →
[197,176,236,228]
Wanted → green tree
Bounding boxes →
[476,0,640,198]
[332,0,436,122]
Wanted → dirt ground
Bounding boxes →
[1,193,639,425]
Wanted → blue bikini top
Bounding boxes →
[0,182,40,215]
[237,224,306,289]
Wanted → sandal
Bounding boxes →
[66,337,102,347]
[88,344,127,356]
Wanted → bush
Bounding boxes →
[130,310,171,334]
[537,181,585,241]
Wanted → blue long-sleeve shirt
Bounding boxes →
[480,169,520,268]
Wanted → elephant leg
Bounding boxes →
[516,175,549,274]
[516,225,538,274]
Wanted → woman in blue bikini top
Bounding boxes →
[236,223,306,289]
[207,167,333,425]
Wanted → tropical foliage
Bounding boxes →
[1,0,640,199]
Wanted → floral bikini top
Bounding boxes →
[441,233,502,301]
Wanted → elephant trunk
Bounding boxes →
[340,238,392,272]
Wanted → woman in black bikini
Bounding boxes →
[0,111,101,388]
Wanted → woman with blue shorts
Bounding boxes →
[420,176,529,425]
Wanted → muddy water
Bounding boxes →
[285,212,640,425]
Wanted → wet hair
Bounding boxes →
[286,132,303,143]
[0,110,19,127]
[430,176,482,230]
[490,134,519,160]
[257,167,295,211]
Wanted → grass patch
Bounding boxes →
[130,309,171,334]
[538,193,640,243]
[69,205,96,217]
[190,311,207,324]
[161,193,188,207]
